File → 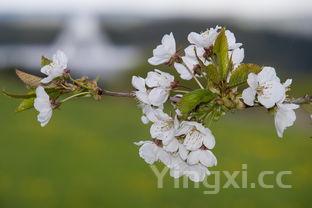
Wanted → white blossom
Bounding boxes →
[132,76,150,105]
[145,69,174,89]
[164,140,189,160]
[169,156,210,182]
[132,76,167,124]
[176,121,216,151]
[184,45,207,64]
[242,67,285,108]
[274,103,299,138]
[140,104,165,124]
[135,140,171,166]
[169,156,189,178]
[150,113,179,145]
[41,50,67,84]
[34,86,53,127]
[173,45,204,80]
[188,27,241,51]
[273,79,298,138]
[230,47,244,67]
[146,70,174,106]
[225,30,242,50]
[132,70,174,107]
[187,149,217,167]
[185,163,210,182]
[174,57,196,80]
[148,33,176,65]
[188,26,220,49]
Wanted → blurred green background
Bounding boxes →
[0,67,311,207]
[1,0,312,206]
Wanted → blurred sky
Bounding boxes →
[1,0,312,20]
[0,0,311,76]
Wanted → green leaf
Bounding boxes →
[206,64,220,84]
[177,89,216,116]
[2,90,36,99]
[213,28,229,79]
[228,64,262,87]
[15,98,35,112]
[41,56,52,67]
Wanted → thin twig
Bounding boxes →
[102,90,134,98]
[286,95,312,105]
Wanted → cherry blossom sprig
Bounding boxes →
[2,26,311,183]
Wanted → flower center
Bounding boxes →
[256,83,273,97]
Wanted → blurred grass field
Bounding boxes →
[0,70,311,208]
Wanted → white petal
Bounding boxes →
[225,30,242,50]
[142,105,163,123]
[148,88,169,106]
[145,71,161,88]
[38,110,52,127]
[231,48,244,66]
[161,32,176,55]
[187,150,201,165]
[148,33,176,66]
[148,56,168,65]
[155,69,174,86]
[247,73,258,89]
[283,79,292,88]
[40,65,53,75]
[242,87,256,106]
[35,86,49,99]
[202,130,216,149]
[175,122,193,136]
[178,144,189,160]
[257,67,279,84]
[40,76,54,84]
[274,103,299,138]
[200,150,217,167]
[53,50,68,69]
[258,81,285,108]
[150,122,164,139]
[164,139,179,152]
[139,142,158,164]
[174,62,193,80]
[132,76,146,91]
[134,140,147,146]
[135,91,150,105]
[184,131,203,151]
[157,149,172,167]
[141,116,149,124]
[188,32,205,47]
[34,98,51,112]
[169,156,187,178]
[185,164,208,182]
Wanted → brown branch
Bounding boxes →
[102,90,134,98]
[286,94,312,105]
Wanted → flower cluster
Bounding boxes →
[4,25,309,184]
[35,50,68,126]
[242,66,299,137]
[133,26,300,182]
[8,50,102,127]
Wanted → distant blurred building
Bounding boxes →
[0,14,140,77]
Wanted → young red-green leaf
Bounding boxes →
[177,89,217,116]
[213,28,229,80]
[16,69,57,88]
[15,98,35,112]
[41,56,52,67]
[228,64,262,87]
[16,69,42,88]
